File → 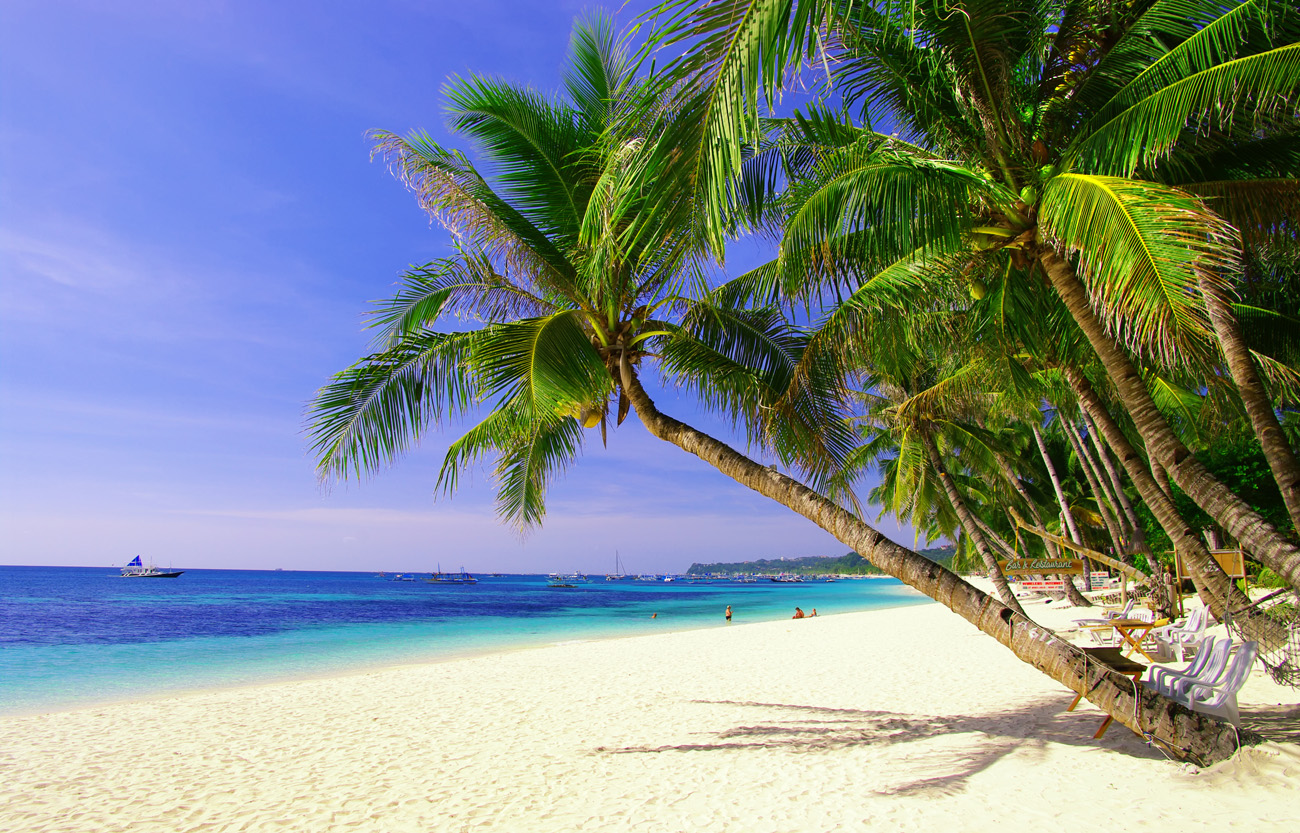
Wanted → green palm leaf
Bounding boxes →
[1038,173,1235,366]
[471,312,611,418]
[1071,37,1300,175]
[309,332,475,480]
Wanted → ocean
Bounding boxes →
[0,566,930,715]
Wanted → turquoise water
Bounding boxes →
[0,567,930,715]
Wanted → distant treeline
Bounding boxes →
[687,547,955,576]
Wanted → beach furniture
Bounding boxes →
[1144,635,1219,692]
[1149,607,1211,662]
[1145,637,1235,699]
[1174,642,1259,727]
[1074,600,1134,628]
[1087,612,1161,660]
[1068,647,1147,738]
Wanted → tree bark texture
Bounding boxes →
[1069,369,1285,646]
[1200,274,1300,535]
[1081,407,1149,563]
[1031,422,1094,603]
[1040,247,1300,594]
[922,433,1028,616]
[619,362,1257,765]
[995,453,1068,563]
[1064,418,1128,568]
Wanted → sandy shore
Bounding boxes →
[2,590,1298,832]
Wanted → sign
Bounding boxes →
[998,557,1085,576]
[1174,548,1246,580]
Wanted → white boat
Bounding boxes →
[605,551,633,581]
[119,556,183,578]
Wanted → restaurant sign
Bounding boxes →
[997,557,1085,576]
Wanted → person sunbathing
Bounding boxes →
[792,607,805,619]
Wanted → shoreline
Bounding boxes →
[0,590,933,721]
[3,595,1297,831]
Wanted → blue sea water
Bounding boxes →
[0,566,930,715]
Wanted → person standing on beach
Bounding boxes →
[725,605,732,622]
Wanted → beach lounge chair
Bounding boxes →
[1146,637,1235,699]
[1149,607,1211,662]
[1073,600,1133,629]
[1175,641,1259,727]
[1143,635,1218,691]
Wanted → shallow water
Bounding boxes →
[0,566,930,714]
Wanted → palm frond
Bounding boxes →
[309,331,475,480]
[370,131,577,295]
[369,249,558,344]
[1070,30,1300,175]
[645,0,838,250]
[471,312,611,418]
[1038,173,1236,366]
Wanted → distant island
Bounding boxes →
[686,547,955,577]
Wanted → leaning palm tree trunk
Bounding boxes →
[993,452,1072,566]
[620,361,1256,765]
[1063,418,1129,573]
[920,433,1026,616]
[1080,408,1149,564]
[1200,274,1300,535]
[1067,369,1285,647]
[1040,248,1300,594]
[1031,422,1094,604]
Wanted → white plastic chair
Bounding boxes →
[1149,637,1235,699]
[1179,641,1259,727]
[1150,606,1210,662]
[1074,600,1133,629]
[1143,635,1217,690]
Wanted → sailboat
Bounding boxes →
[119,556,184,578]
[604,551,632,581]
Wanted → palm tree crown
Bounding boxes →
[308,14,850,528]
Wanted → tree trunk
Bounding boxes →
[619,360,1256,765]
[1064,417,1128,574]
[922,433,1027,616]
[1071,417,1123,536]
[1040,247,1300,594]
[1200,273,1300,535]
[1031,422,1094,603]
[1080,407,1148,564]
[1068,368,1285,646]
[995,452,1068,563]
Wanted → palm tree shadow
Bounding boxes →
[594,694,1167,797]
[1241,704,1300,743]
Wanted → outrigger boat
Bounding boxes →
[119,556,184,578]
[426,565,477,584]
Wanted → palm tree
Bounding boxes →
[310,15,1254,764]
[649,0,1300,593]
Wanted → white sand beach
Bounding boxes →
[2,590,1298,833]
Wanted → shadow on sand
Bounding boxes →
[594,695,1171,797]
[1242,704,1300,743]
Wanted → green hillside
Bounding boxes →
[686,547,954,576]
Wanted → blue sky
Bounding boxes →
[0,0,916,573]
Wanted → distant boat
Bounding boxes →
[604,551,632,581]
[427,565,477,584]
[119,556,183,578]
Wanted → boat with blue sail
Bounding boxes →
[119,556,184,578]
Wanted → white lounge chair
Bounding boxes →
[1145,637,1235,699]
[1074,600,1134,629]
[1150,606,1211,662]
[1144,635,1218,691]
[1177,641,1259,727]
